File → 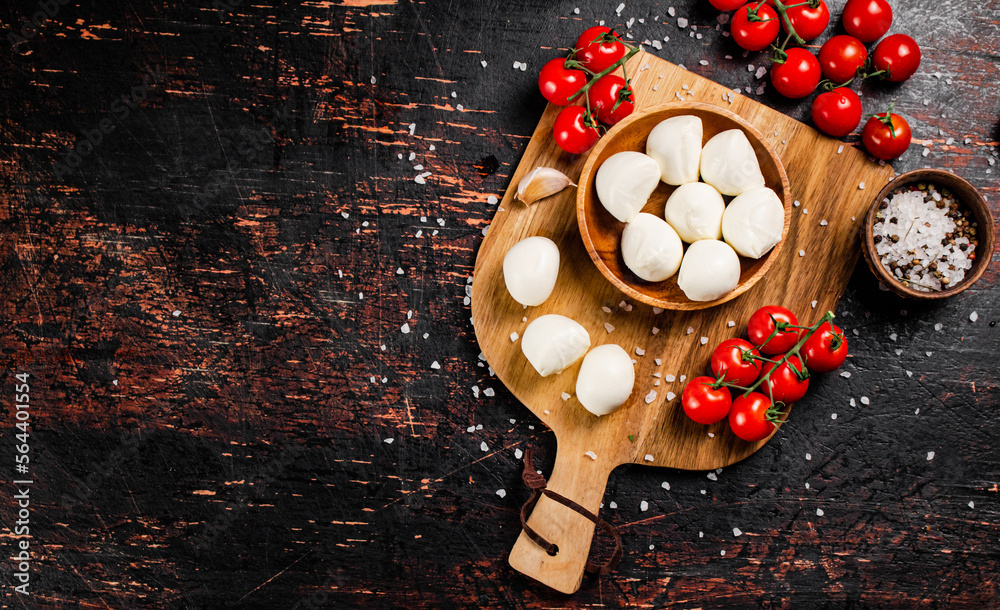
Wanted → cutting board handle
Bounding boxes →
[508,444,613,594]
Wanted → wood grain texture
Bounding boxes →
[577,99,792,310]
[0,0,998,607]
[474,52,894,593]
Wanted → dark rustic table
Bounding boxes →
[2,0,998,607]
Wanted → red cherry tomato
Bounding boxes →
[710,0,747,9]
[802,322,849,373]
[537,58,588,106]
[818,35,867,84]
[728,392,778,442]
[872,34,922,83]
[766,0,829,41]
[575,26,626,73]
[842,0,893,43]
[861,109,911,160]
[682,377,733,425]
[811,88,862,137]
[589,74,635,126]
[710,339,762,387]
[770,48,820,98]
[553,106,600,154]
[731,2,780,52]
[747,305,801,355]
[761,355,810,404]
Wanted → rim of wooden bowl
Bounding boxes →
[860,168,995,300]
[576,101,792,311]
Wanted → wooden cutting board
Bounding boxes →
[470,50,895,595]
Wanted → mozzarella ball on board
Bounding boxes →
[646,115,703,185]
[575,344,635,416]
[595,151,661,223]
[621,213,684,282]
[677,240,742,302]
[520,314,591,377]
[722,187,785,259]
[503,236,560,306]
[663,182,726,243]
[700,129,766,196]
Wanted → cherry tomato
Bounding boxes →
[747,305,801,355]
[802,322,849,373]
[766,0,829,41]
[872,34,922,83]
[575,26,626,74]
[710,339,762,387]
[842,0,893,43]
[537,58,588,106]
[728,392,777,442]
[861,109,911,160]
[770,48,820,98]
[731,2,780,52]
[818,35,867,84]
[553,106,601,154]
[589,74,635,126]
[811,88,862,137]
[682,377,733,425]
[710,0,747,9]
[761,355,810,404]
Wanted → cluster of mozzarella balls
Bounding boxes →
[596,115,786,302]
[503,238,635,418]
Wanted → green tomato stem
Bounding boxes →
[742,311,835,398]
[569,44,641,102]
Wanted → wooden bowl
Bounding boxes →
[576,102,792,311]
[860,169,995,299]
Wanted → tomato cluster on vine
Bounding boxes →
[715,0,920,160]
[539,27,641,155]
[681,305,849,442]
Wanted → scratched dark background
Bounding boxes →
[0,0,998,607]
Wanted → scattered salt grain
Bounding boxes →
[480,442,489,452]
[384,437,393,444]
[820,220,828,226]
[586,450,598,460]
[969,501,975,508]
[487,195,498,205]
[481,60,488,68]
[645,454,654,462]
[840,371,851,378]
[645,390,657,404]
[408,123,416,135]
[707,472,717,481]
[860,396,869,405]
[636,347,646,356]
[859,182,865,190]
[561,392,571,401]
[640,501,649,511]
[510,332,518,342]
[666,392,676,401]
[604,323,615,333]
[890,333,897,341]
[850,398,856,407]
[805,453,812,460]
[431,361,441,370]
[799,250,805,257]
[677,17,688,27]
[831,413,838,420]
[652,327,660,335]
[906,370,913,377]
[727,320,735,327]
[616,2,625,15]
[970,311,979,322]
[687,327,694,335]
[665,374,675,382]
[811,300,818,309]
[700,336,709,345]
[496,489,506,498]
[816,508,824,516]
[733,527,742,537]
[837,145,844,154]
[401,323,410,334]
[927,451,935,461]
[661,481,670,490]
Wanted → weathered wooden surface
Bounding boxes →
[1,0,998,607]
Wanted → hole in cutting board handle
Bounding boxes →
[546,545,559,557]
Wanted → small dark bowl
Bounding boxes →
[861,169,995,299]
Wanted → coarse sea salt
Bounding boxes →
[873,186,975,292]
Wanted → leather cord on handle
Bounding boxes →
[518,448,623,576]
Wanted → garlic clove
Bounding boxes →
[515,167,577,205]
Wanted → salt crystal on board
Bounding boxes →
[384,438,393,444]
[645,454,654,462]
[816,508,824,516]
[662,481,670,490]
[496,489,506,498]
[666,392,676,401]
[970,311,979,322]
[707,472,717,481]
[645,390,657,404]
[605,323,615,333]
[640,501,649,511]
[733,527,742,536]
[586,451,598,460]
[401,323,410,334]
[480,442,488,452]
[561,392,571,401]
[484,388,495,397]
